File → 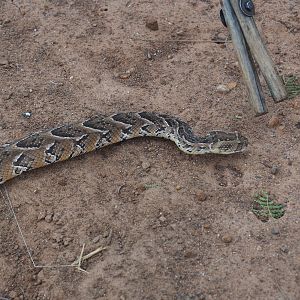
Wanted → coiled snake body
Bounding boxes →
[0,112,248,184]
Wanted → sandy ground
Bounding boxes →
[0,0,299,299]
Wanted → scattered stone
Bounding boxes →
[280,245,289,254]
[195,190,207,202]
[145,18,159,31]
[176,30,184,36]
[65,252,77,262]
[271,227,280,235]
[52,233,63,243]
[22,91,30,97]
[92,235,101,244]
[37,210,47,221]
[216,84,230,94]
[227,81,237,90]
[22,111,32,118]
[203,223,211,230]
[119,68,135,79]
[256,245,262,251]
[52,212,62,224]
[8,290,17,299]
[268,115,281,128]
[45,213,53,223]
[159,215,167,222]
[141,161,151,170]
[3,92,13,100]
[270,165,280,175]
[0,58,9,66]
[176,185,182,191]
[295,122,300,129]
[63,237,72,246]
[221,234,233,244]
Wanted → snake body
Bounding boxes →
[0,112,248,184]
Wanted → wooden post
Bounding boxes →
[229,0,287,102]
[221,0,267,115]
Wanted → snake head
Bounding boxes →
[205,131,248,154]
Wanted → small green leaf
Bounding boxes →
[252,191,285,222]
[283,75,300,99]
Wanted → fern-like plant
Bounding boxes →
[283,75,300,99]
[252,191,285,222]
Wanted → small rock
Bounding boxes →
[203,223,211,230]
[176,185,182,191]
[45,213,53,223]
[141,161,151,170]
[92,235,101,244]
[37,210,47,221]
[227,81,237,90]
[52,212,62,223]
[145,18,159,31]
[3,92,13,100]
[119,68,134,79]
[176,30,184,36]
[22,111,32,118]
[159,215,167,222]
[295,122,300,129]
[271,227,280,235]
[268,115,281,128]
[65,252,77,262]
[280,245,289,254]
[0,58,9,66]
[270,165,280,175]
[23,91,30,97]
[63,237,72,246]
[221,234,233,244]
[216,84,230,94]
[8,290,17,299]
[196,190,207,202]
[52,233,63,243]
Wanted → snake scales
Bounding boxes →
[0,112,248,184]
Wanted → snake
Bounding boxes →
[0,112,248,184]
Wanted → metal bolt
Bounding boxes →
[245,1,254,11]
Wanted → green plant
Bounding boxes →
[252,191,285,222]
[283,75,300,99]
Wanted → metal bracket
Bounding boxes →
[239,0,255,17]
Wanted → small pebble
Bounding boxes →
[3,92,13,100]
[176,185,182,191]
[141,161,151,170]
[45,213,53,223]
[8,291,17,299]
[221,234,233,244]
[0,58,9,66]
[22,111,32,118]
[203,223,211,230]
[268,115,281,128]
[270,165,280,175]
[145,18,159,31]
[159,215,167,222]
[216,84,230,94]
[37,210,46,221]
[271,227,280,235]
[92,235,101,244]
[196,190,207,202]
[280,245,289,254]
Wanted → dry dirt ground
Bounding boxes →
[0,0,299,299]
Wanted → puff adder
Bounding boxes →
[0,112,248,184]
